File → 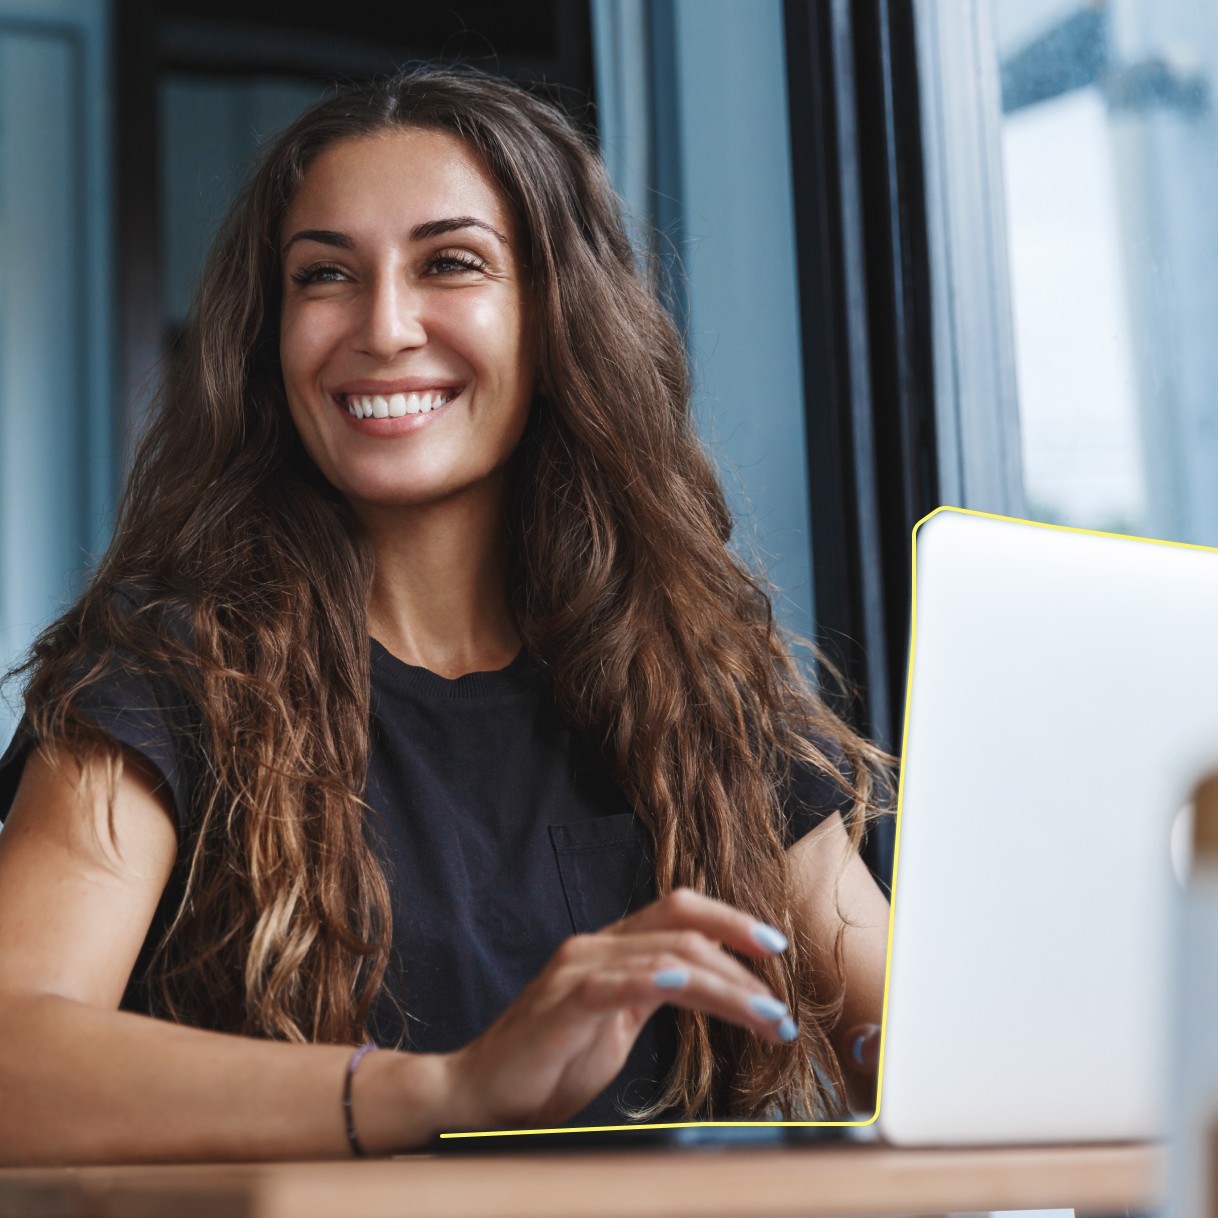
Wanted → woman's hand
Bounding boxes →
[430,889,796,1134]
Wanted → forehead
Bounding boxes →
[283,128,514,241]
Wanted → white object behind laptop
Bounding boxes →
[877,508,1218,1145]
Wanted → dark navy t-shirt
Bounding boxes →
[0,638,850,1123]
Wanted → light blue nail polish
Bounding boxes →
[752,923,789,953]
[777,1016,799,1043]
[652,967,691,989]
[852,1033,867,1066]
[748,995,788,1021]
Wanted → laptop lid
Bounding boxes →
[877,508,1218,1145]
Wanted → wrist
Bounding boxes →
[350,1049,460,1154]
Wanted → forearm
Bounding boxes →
[830,896,887,1114]
[0,992,450,1165]
[830,914,886,1063]
[788,815,889,1113]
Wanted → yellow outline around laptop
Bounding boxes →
[441,504,1196,1142]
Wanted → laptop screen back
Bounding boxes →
[877,509,1218,1145]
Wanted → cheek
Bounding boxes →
[279,308,310,395]
[280,303,338,391]
[435,294,527,387]
[278,306,345,471]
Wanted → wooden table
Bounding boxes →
[0,1141,1162,1218]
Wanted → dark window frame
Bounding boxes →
[785,0,937,889]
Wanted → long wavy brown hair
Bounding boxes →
[16,67,890,1119]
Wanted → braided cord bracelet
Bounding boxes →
[343,1043,380,1158]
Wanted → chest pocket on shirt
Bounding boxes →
[549,814,654,934]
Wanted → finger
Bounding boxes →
[580,928,776,997]
[570,956,800,1045]
[543,932,792,1030]
[843,1023,882,1073]
[610,888,791,960]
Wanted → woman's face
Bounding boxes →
[279,128,534,510]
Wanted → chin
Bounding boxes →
[345,482,452,509]
[341,467,497,511]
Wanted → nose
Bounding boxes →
[354,269,427,361]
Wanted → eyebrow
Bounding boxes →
[412,216,509,244]
[281,229,355,255]
[281,217,509,258]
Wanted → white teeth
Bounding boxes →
[346,389,454,418]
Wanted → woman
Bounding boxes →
[0,68,891,1162]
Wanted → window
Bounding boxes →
[926,0,1218,548]
[0,0,112,743]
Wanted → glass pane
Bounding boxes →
[993,0,1218,544]
[0,31,88,743]
[161,76,324,332]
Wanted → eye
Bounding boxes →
[290,262,349,286]
[424,248,487,276]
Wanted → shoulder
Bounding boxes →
[778,735,855,848]
[108,581,197,652]
[70,583,200,735]
[1,581,203,836]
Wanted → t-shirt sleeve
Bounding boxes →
[779,739,856,848]
[0,661,196,838]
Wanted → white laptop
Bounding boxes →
[877,507,1218,1145]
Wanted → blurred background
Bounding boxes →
[2,0,1215,887]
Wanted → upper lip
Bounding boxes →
[329,378,465,397]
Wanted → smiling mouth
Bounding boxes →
[342,388,460,419]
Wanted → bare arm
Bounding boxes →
[0,744,452,1163]
[0,745,797,1163]
[787,811,890,1113]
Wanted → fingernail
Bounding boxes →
[777,1016,799,1043]
[748,995,788,1021]
[652,967,691,989]
[852,1033,867,1066]
[752,923,789,953]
